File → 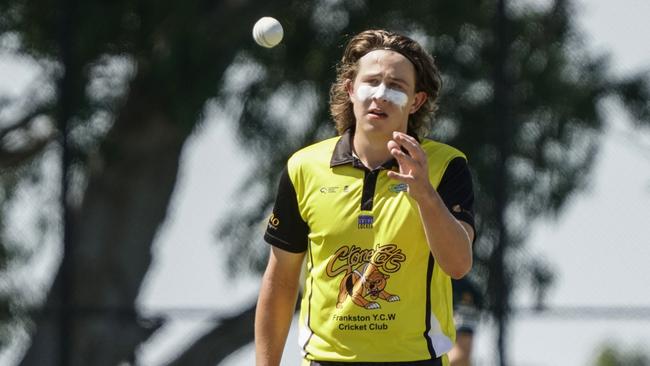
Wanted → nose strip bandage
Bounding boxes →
[356,83,409,108]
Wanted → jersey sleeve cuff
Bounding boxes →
[452,211,475,230]
[452,212,476,244]
[264,231,307,253]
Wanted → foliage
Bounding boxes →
[217,0,648,312]
[1,0,294,364]
[0,0,648,364]
[216,0,649,363]
[594,343,650,366]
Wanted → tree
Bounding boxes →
[0,0,648,365]
[594,343,650,366]
[1,0,293,365]
[215,1,650,365]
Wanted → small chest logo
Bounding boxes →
[320,186,340,194]
[389,183,407,193]
[358,215,373,229]
[320,185,351,194]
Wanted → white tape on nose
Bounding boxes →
[356,84,408,108]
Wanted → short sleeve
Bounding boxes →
[436,157,476,233]
[264,165,309,253]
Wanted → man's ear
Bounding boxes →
[346,79,355,100]
[409,91,428,114]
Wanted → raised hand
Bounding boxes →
[386,131,434,202]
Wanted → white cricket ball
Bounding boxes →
[252,17,284,48]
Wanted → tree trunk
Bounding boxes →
[492,0,512,365]
[20,77,189,366]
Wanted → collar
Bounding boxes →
[330,129,418,170]
[330,129,357,167]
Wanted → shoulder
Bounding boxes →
[287,135,340,175]
[420,138,467,165]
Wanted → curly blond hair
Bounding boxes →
[329,29,442,137]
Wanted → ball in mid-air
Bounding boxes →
[252,17,284,48]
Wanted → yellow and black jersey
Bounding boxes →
[264,130,475,365]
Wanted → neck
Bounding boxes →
[352,130,393,169]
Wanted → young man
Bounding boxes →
[256,29,476,366]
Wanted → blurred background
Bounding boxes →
[1,0,649,365]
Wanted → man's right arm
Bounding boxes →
[255,246,306,366]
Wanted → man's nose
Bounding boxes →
[372,84,389,102]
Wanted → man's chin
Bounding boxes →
[356,119,404,134]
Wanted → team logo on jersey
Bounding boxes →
[319,185,352,194]
[357,215,373,229]
[320,186,340,194]
[326,244,405,310]
[388,183,408,193]
[267,213,280,229]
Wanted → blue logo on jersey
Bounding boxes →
[358,215,373,229]
[389,183,407,193]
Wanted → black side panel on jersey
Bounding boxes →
[436,157,476,232]
[264,166,309,253]
[423,254,436,359]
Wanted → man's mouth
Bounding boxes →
[367,108,387,118]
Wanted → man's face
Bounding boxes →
[348,49,426,138]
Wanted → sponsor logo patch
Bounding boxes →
[320,186,340,194]
[268,213,280,229]
[357,215,374,229]
[389,183,408,193]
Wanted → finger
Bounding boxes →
[386,170,411,181]
[389,143,416,168]
[387,139,400,153]
[392,132,425,161]
[392,131,417,143]
[387,139,408,162]
[394,134,423,159]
